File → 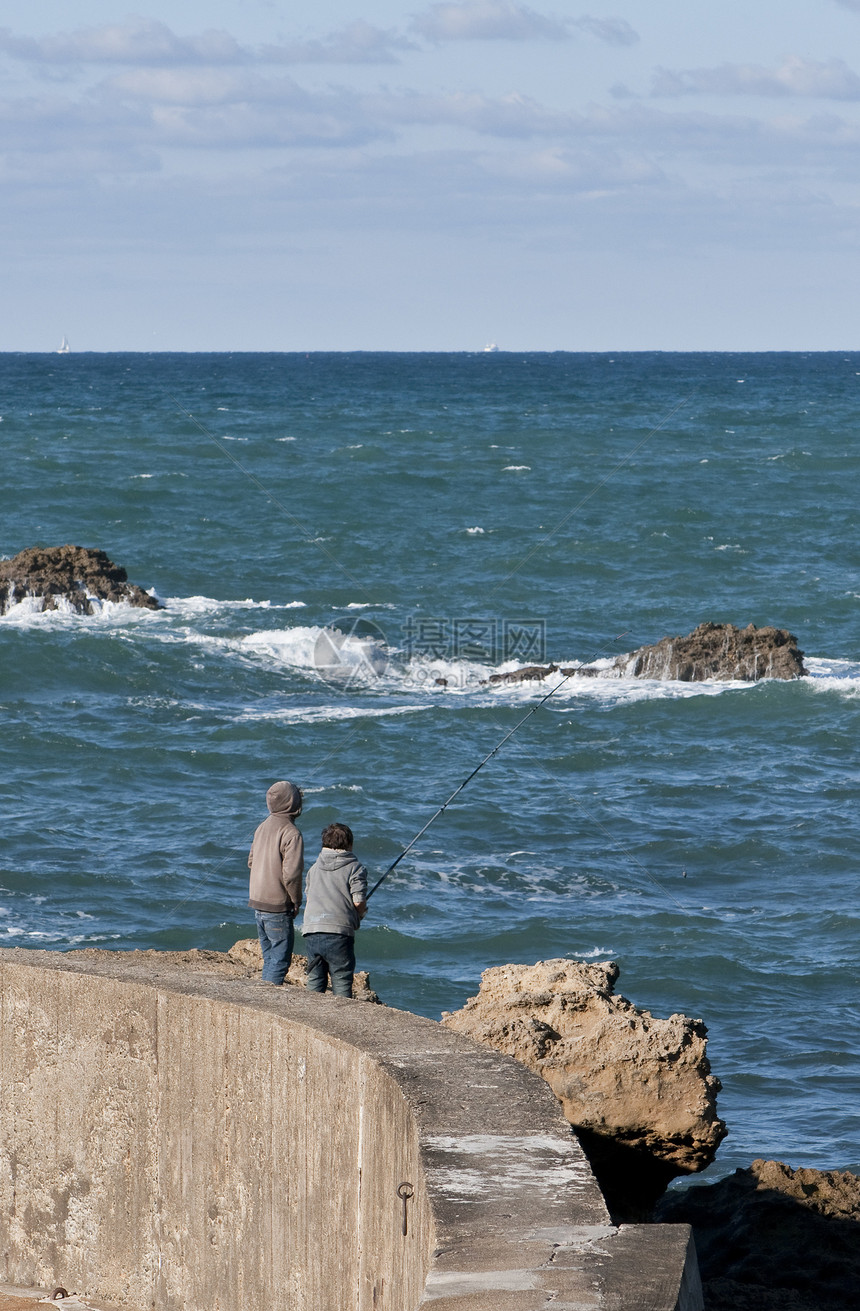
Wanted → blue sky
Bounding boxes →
[3,1,860,350]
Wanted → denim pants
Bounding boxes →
[255,910,295,985]
[303,932,355,998]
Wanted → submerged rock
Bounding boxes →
[488,663,562,684]
[0,545,161,615]
[486,622,805,685]
[441,958,726,1218]
[656,1159,860,1311]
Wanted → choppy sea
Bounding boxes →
[1,351,857,1183]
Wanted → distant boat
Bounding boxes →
[483,342,500,353]
[57,336,71,354]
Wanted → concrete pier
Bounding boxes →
[0,949,702,1310]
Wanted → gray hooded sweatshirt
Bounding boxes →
[302,848,368,937]
[248,780,304,915]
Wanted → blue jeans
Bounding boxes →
[255,911,294,985]
[303,932,355,998]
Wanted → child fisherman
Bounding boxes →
[301,822,368,998]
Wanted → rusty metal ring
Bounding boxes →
[397,1182,414,1200]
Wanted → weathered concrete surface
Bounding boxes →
[69,939,381,1002]
[0,1294,45,1311]
[441,959,726,1218]
[0,950,701,1311]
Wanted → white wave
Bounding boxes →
[804,657,860,678]
[466,526,485,534]
[0,594,156,628]
[5,593,850,711]
[302,784,364,794]
[234,704,427,725]
[242,624,391,685]
[229,629,771,705]
[240,625,327,668]
[129,471,187,480]
[502,465,531,471]
[164,596,303,617]
[803,657,860,696]
[0,592,308,635]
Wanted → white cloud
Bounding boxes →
[0,17,412,69]
[370,88,575,136]
[262,21,416,65]
[573,16,639,47]
[411,1,569,41]
[0,18,244,65]
[109,68,280,107]
[652,56,860,100]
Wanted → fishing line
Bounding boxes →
[366,631,630,899]
[507,731,690,913]
[170,385,698,913]
[169,396,372,602]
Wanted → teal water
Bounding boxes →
[1,351,858,1181]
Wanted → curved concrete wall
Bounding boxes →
[0,950,702,1311]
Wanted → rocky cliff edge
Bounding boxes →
[442,958,727,1218]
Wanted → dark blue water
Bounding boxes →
[1,351,858,1180]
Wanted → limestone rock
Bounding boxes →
[656,1159,860,1311]
[486,622,805,685]
[0,545,161,615]
[441,958,726,1216]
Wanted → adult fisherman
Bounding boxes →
[248,780,304,985]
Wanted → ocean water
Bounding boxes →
[1,351,858,1184]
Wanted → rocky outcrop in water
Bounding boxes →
[613,622,805,682]
[441,958,726,1218]
[0,545,160,615]
[487,622,805,685]
[656,1159,860,1311]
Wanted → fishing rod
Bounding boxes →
[366,632,630,900]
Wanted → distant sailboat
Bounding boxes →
[57,336,71,354]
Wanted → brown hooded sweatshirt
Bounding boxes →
[248,780,304,914]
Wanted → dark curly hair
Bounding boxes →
[321,822,353,851]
